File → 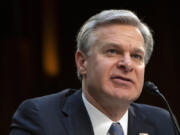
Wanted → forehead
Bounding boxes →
[92,24,145,50]
[94,24,143,41]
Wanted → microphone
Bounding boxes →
[144,81,180,135]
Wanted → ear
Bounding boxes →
[75,50,88,76]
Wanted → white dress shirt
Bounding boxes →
[82,93,128,135]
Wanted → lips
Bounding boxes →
[111,75,134,84]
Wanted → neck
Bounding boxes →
[83,88,129,122]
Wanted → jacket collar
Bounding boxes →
[128,103,155,135]
[62,89,94,135]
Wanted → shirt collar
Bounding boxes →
[82,92,128,135]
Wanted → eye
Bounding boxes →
[106,49,117,54]
[132,54,143,60]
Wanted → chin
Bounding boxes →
[114,91,141,102]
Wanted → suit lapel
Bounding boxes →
[128,103,155,135]
[62,90,94,135]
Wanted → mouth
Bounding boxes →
[111,75,134,85]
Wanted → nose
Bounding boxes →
[117,54,133,73]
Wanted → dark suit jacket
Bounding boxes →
[9,89,178,135]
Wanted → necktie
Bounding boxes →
[108,122,124,135]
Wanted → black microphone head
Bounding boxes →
[144,81,160,95]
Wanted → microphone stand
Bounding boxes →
[144,81,180,135]
[158,92,180,135]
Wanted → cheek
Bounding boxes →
[96,59,116,79]
[136,66,145,88]
[87,54,118,85]
[91,56,113,72]
[92,62,109,80]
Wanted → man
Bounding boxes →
[9,9,178,135]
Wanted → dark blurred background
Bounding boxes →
[1,0,180,134]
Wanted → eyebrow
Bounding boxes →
[101,43,145,54]
[100,43,123,50]
[133,48,145,56]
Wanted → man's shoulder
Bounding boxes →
[129,103,178,134]
[18,88,80,112]
[130,102,171,122]
[11,89,82,134]
[131,102,169,116]
[30,88,78,102]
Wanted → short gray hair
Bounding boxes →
[76,9,154,79]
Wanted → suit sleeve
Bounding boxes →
[9,99,44,135]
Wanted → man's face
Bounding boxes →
[79,24,145,104]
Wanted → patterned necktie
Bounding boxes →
[108,122,124,135]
